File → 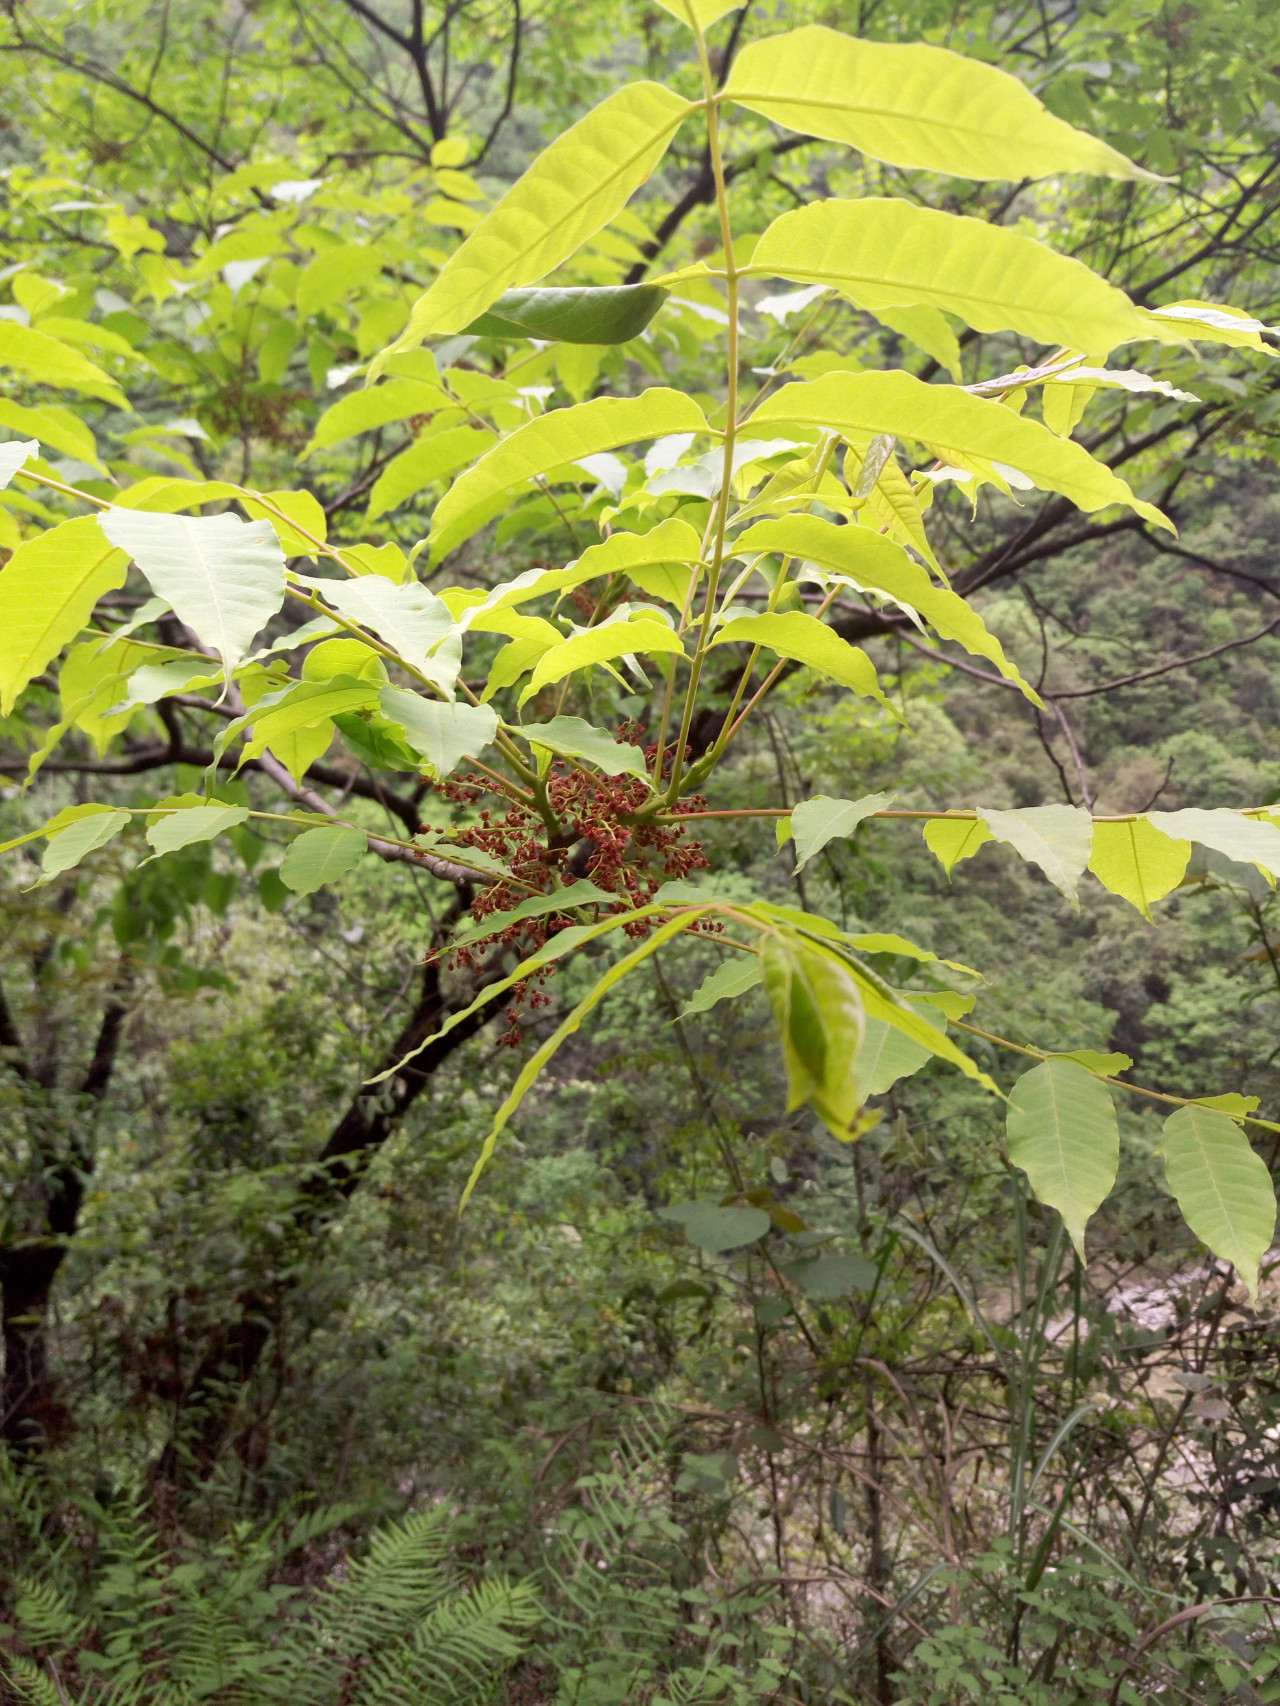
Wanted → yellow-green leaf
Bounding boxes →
[761,930,866,1137]
[723,28,1158,181]
[978,804,1093,906]
[472,518,703,618]
[518,617,686,706]
[754,371,1172,529]
[306,379,448,454]
[1007,1058,1119,1258]
[238,677,380,767]
[1088,817,1191,920]
[279,824,368,895]
[366,425,497,522]
[0,517,129,714]
[710,610,893,712]
[374,82,694,359]
[923,817,994,874]
[1161,1106,1276,1302]
[750,198,1149,354]
[0,321,128,405]
[653,0,740,29]
[0,400,104,469]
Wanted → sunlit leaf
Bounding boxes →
[923,817,994,874]
[1145,808,1280,882]
[1089,817,1191,920]
[0,516,129,713]
[515,714,650,779]
[146,801,250,855]
[379,687,498,777]
[790,792,895,873]
[711,610,893,713]
[0,320,128,405]
[517,616,686,706]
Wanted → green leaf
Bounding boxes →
[678,1204,772,1252]
[1053,1049,1133,1078]
[679,955,763,1018]
[39,805,131,880]
[238,677,380,767]
[365,425,496,522]
[379,686,497,777]
[653,0,741,29]
[723,28,1159,181]
[858,1015,934,1095]
[376,82,695,357]
[1088,817,1191,920]
[517,616,686,706]
[99,509,286,676]
[0,401,103,469]
[783,1251,877,1298]
[1160,1106,1276,1302]
[750,198,1149,354]
[790,792,894,873]
[450,878,614,948]
[295,243,384,318]
[515,714,650,779]
[736,516,1038,699]
[307,379,448,453]
[1145,809,1280,881]
[473,518,703,617]
[754,372,1172,529]
[279,825,368,895]
[761,930,866,1138]
[0,320,128,404]
[923,816,993,875]
[0,516,130,713]
[429,389,709,553]
[146,802,250,855]
[1007,1058,1119,1258]
[978,805,1094,907]
[303,574,460,695]
[465,284,668,344]
[871,305,962,379]
[711,610,892,712]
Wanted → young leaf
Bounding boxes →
[978,805,1094,907]
[760,930,866,1138]
[710,611,893,712]
[429,389,710,552]
[39,805,131,880]
[1160,1106,1276,1302]
[1145,808,1280,882]
[923,817,994,874]
[238,677,380,766]
[376,83,694,358]
[515,715,649,779]
[750,200,1149,354]
[473,518,703,617]
[99,509,286,676]
[279,825,368,896]
[365,425,496,522]
[517,617,686,705]
[723,28,1158,181]
[0,320,128,404]
[379,687,497,777]
[791,792,895,873]
[304,575,460,694]
[0,516,129,713]
[1089,817,1191,920]
[679,955,763,1018]
[1006,1058,1119,1258]
[754,372,1172,529]
[306,378,448,452]
[465,284,669,344]
[736,517,1037,699]
[146,802,250,855]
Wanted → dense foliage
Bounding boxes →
[2,0,1280,1699]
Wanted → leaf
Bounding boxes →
[379,687,497,777]
[0,517,130,713]
[0,401,103,468]
[465,283,669,344]
[39,805,131,880]
[736,517,1037,699]
[0,320,128,404]
[1160,1106,1276,1302]
[680,956,763,1018]
[677,1204,772,1252]
[1141,299,1278,352]
[99,509,286,676]
[872,305,962,379]
[306,379,448,453]
[429,389,709,552]
[711,610,892,712]
[145,801,251,855]
[238,677,380,766]
[653,0,741,29]
[295,243,384,318]
[473,518,703,617]
[450,879,614,948]
[1089,817,1191,920]
[1145,808,1280,881]
[755,372,1171,529]
[376,82,694,357]
[279,825,368,895]
[923,816,994,874]
[751,199,1149,354]
[304,575,460,695]
[761,930,866,1138]
[241,489,327,556]
[978,805,1094,906]
[723,28,1158,181]
[1053,1049,1133,1077]
[365,425,496,522]
[1007,1058,1119,1258]
[858,1016,934,1095]
[516,714,649,779]
[0,440,39,489]
[518,616,686,705]
[790,792,894,873]
[783,1251,877,1297]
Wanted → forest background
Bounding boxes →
[1,0,1280,1701]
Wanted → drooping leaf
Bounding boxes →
[518,616,686,705]
[736,517,1038,698]
[754,371,1172,529]
[1007,1058,1119,1258]
[99,509,286,676]
[465,284,669,344]
[0,516,130,713]
[306,379,449,453]
[790,792,895,873]
[515,715,650,779]
[750,199,1149,353]
[711,610,892,712]
[1160,1105,1276,1302]
[0,320,128,404]
[679,955,764,1018]
[365,425,496,522]
[39,804,131,880]
[237,677,380,767]
[1088,817,1191,920]
[279,824,368,896]
[379,686,497,777]
[145,801,251,855]
[723,28,1157,181]
[977,805,1094,906]
[761,930,866,1138]
[1145,808,1280,882]
[870,305,962,379]
[375,82,694,357]
[922,816,994,874]
[429,389,709,552]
